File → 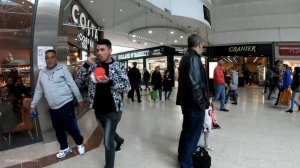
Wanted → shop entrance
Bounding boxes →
[219,56,269,86]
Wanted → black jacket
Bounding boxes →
[291,73,300,91]
[176,49,209,111]
[151,71,162,90]
[128,67,141,86]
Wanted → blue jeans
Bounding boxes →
[214,85,226,109]
[96,111,124,168]
[226,89,237,103]
[178,108,205,168]
[290,90,297,110]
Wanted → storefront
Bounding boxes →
[275,43,300,71]
[0,0,102,151]
[114,46,176,86]
[208,44,273,87]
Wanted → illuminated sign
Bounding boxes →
[279,45,300,56]
[71,4,99,48]
[229,46,256,53]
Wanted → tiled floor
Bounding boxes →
[1,86,300,168]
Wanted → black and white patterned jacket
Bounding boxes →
[75,60,131,112]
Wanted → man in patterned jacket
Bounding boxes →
[76,39,131,168]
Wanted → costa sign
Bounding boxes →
[71,4,98,42]
[279,45,300,56]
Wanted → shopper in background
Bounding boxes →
[128,62,142,103]
[226,67,239,105]
[143,68,151,91]
[151,66,163,101]
[274,64,291,107]
[30,49,85,159]
[76,39,131,168]
[163,70,172,101]
[286,67,300,113]
[213,59,229,112]
[176,34,209,168]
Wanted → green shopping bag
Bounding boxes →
[150,90,158,100]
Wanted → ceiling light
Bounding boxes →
[133,39,136,43]
[20,21,23,23]
[75,38,77,41]
[22,1,25,4]
[102,18,105,22]
[160,42,163,45]
[180,36,183,39]
[29,6,32,8]
[90,0,94,2]
[144,42,147,45]
[120,9,123,12]
[132,35,136,38]
[148,30,152,34]
[174,40,178,43]
[170,31,174,34]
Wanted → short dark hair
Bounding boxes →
[45,49,56,55]
[188,34,203,48]
[97,39,112,49]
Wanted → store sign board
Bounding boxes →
[211,44,272,57]
[118,50,150,60]
[71,4,99,48]
[279,45,300,56]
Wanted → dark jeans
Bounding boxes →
[129,85,141,101]
[226,89,237,103]
[96,111,124,168]
[144,79,149,90]
[178,108,205,168]
[154,89,162,100]
[164,91,172,100]
[49,100,84,150]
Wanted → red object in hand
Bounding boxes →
[94,67,106,80]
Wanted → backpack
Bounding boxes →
[193,146,211,168]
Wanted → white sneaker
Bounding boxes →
[56,147,72,158]
[77,144,85,155]
[205,146,214,151]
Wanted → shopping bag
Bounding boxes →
[150,90,158,100]
[193,146,211,168]
[279,88,291,106]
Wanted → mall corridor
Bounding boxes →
[1,87,300,168]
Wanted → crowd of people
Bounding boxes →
[5,35,297,168]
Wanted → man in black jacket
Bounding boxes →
[128,62,142,102]
[176,34,209,168]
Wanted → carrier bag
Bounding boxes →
[150,90,158,100]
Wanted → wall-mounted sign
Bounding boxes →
[37,46,53,69]
[114,46,175,61]
[279,45,300,56]
[211,44,272,57]
[71,4,99,48]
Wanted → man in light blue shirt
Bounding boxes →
[30,49,85,158]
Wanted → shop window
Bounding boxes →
[0,0,41,151]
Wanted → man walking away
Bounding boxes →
[128,62,142,102]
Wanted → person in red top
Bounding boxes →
[213,59,229,111]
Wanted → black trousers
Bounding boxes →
[49,100,84,150]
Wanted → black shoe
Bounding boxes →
[286,109,293,113]
[138,100,142,103]
[220,108,229,112]
[131,99,134,102]
[232,102,237,105]
[115,140,124,151]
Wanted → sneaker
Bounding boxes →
[56,147,72,158]
[115,140,124,151]
[220,108,229,112]
[77,144,85,155]
[205,146,214,151]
